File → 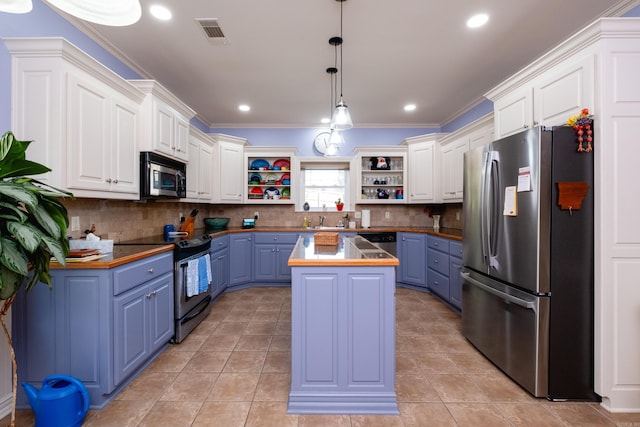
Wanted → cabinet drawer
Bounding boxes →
[427,248,449,276]
[253,232,298,244]
[427,269,450,300]
[113,252,173,295]
[211,235,229,251]
[427,235,449,253]
[449,241,463,258]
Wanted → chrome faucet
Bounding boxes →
[319,216,325,227]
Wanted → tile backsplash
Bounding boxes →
[61,199,463,242]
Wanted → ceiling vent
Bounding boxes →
[196,19,229,44]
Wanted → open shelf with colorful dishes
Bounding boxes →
[247,157,293,203]
[358,156,406,204]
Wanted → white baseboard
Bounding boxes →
[0,391,12,420]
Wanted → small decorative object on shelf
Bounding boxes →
[566,108,593,153]
[335,198,344,211]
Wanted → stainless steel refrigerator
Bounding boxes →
[461,125,599,400]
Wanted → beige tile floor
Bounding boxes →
[4,286,640,426]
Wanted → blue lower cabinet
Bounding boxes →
[397,232,427,287]
[229,233,253,285]
[210,235,229,298]
[449,241,463,309]
[426,235,463,310]
[12,251,174,409]
[253,233,298,282]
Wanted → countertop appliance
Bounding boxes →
[461,125,598,400]
[140,152,186,199]
[357,232,397,256]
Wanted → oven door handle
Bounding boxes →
[180,295,212,324]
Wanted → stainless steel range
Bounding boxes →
[173,234,212,343]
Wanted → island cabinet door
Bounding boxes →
[290,267,396,395]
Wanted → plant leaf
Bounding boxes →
[0,237,29,276]
[0,181,38,210]
[42,235,67,264]
[0,265,22,300]
[30,203,61,239]
[1,159,50,179]
[0,201,28,223]
[7,221,43,253]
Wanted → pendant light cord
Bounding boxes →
[339,0,344,99]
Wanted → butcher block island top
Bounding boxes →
[288,235,399,267]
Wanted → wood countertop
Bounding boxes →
[50,244,174,269]
[288,235,400,267]
[55,226,459,270]
[212,226,463,241]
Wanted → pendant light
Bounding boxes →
[44,0,141,26]
[0,0,32,13]
[325,66,344,156]
[330,0,353,130]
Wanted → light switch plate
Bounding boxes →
[71,216,80,232]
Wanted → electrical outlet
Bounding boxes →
[385,210,391,219]
[456,211,461,221]
[254,211,259,219]
[71,216,80,232]
[354,211,362,219]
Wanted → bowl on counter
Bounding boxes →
[203,217,230,231]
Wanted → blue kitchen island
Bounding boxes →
[287,235,400,414]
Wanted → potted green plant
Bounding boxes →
[0,131,72,426]
[335,198,344,211]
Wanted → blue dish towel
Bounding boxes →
[197,255,212,294]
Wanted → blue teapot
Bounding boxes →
[23,374,89,427]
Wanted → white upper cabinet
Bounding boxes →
[6,38,145,199]
[403,134,441,204]
[211,134,247,203]
[185,127,214,202]
[439,114,494,202]
[129,80,196,163]
[488,50,595,139]
[440,137,468,201]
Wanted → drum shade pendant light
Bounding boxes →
[44,0,141,26]
[0,0,32,13]
[330,0,353,130]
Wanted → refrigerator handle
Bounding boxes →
[480,152,490,266]
[482,151,500,269]
[461,272,536,310]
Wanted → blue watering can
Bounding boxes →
[22,374,90,427]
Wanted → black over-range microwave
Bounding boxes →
[140,152,186,199]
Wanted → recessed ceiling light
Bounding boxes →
[150,4,171,21]
[238,105,250,112]
[467,13,489,28]
[321,117,331,124]
[404,104,417,112]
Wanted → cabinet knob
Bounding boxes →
[148,268,154,273]
[106,178,112,183]
[272,248,276,252]
[533,121,539,126]
[113,179,119,184]
[146,293,152,299]
[523,124,529,129]
[218,256,224,260]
